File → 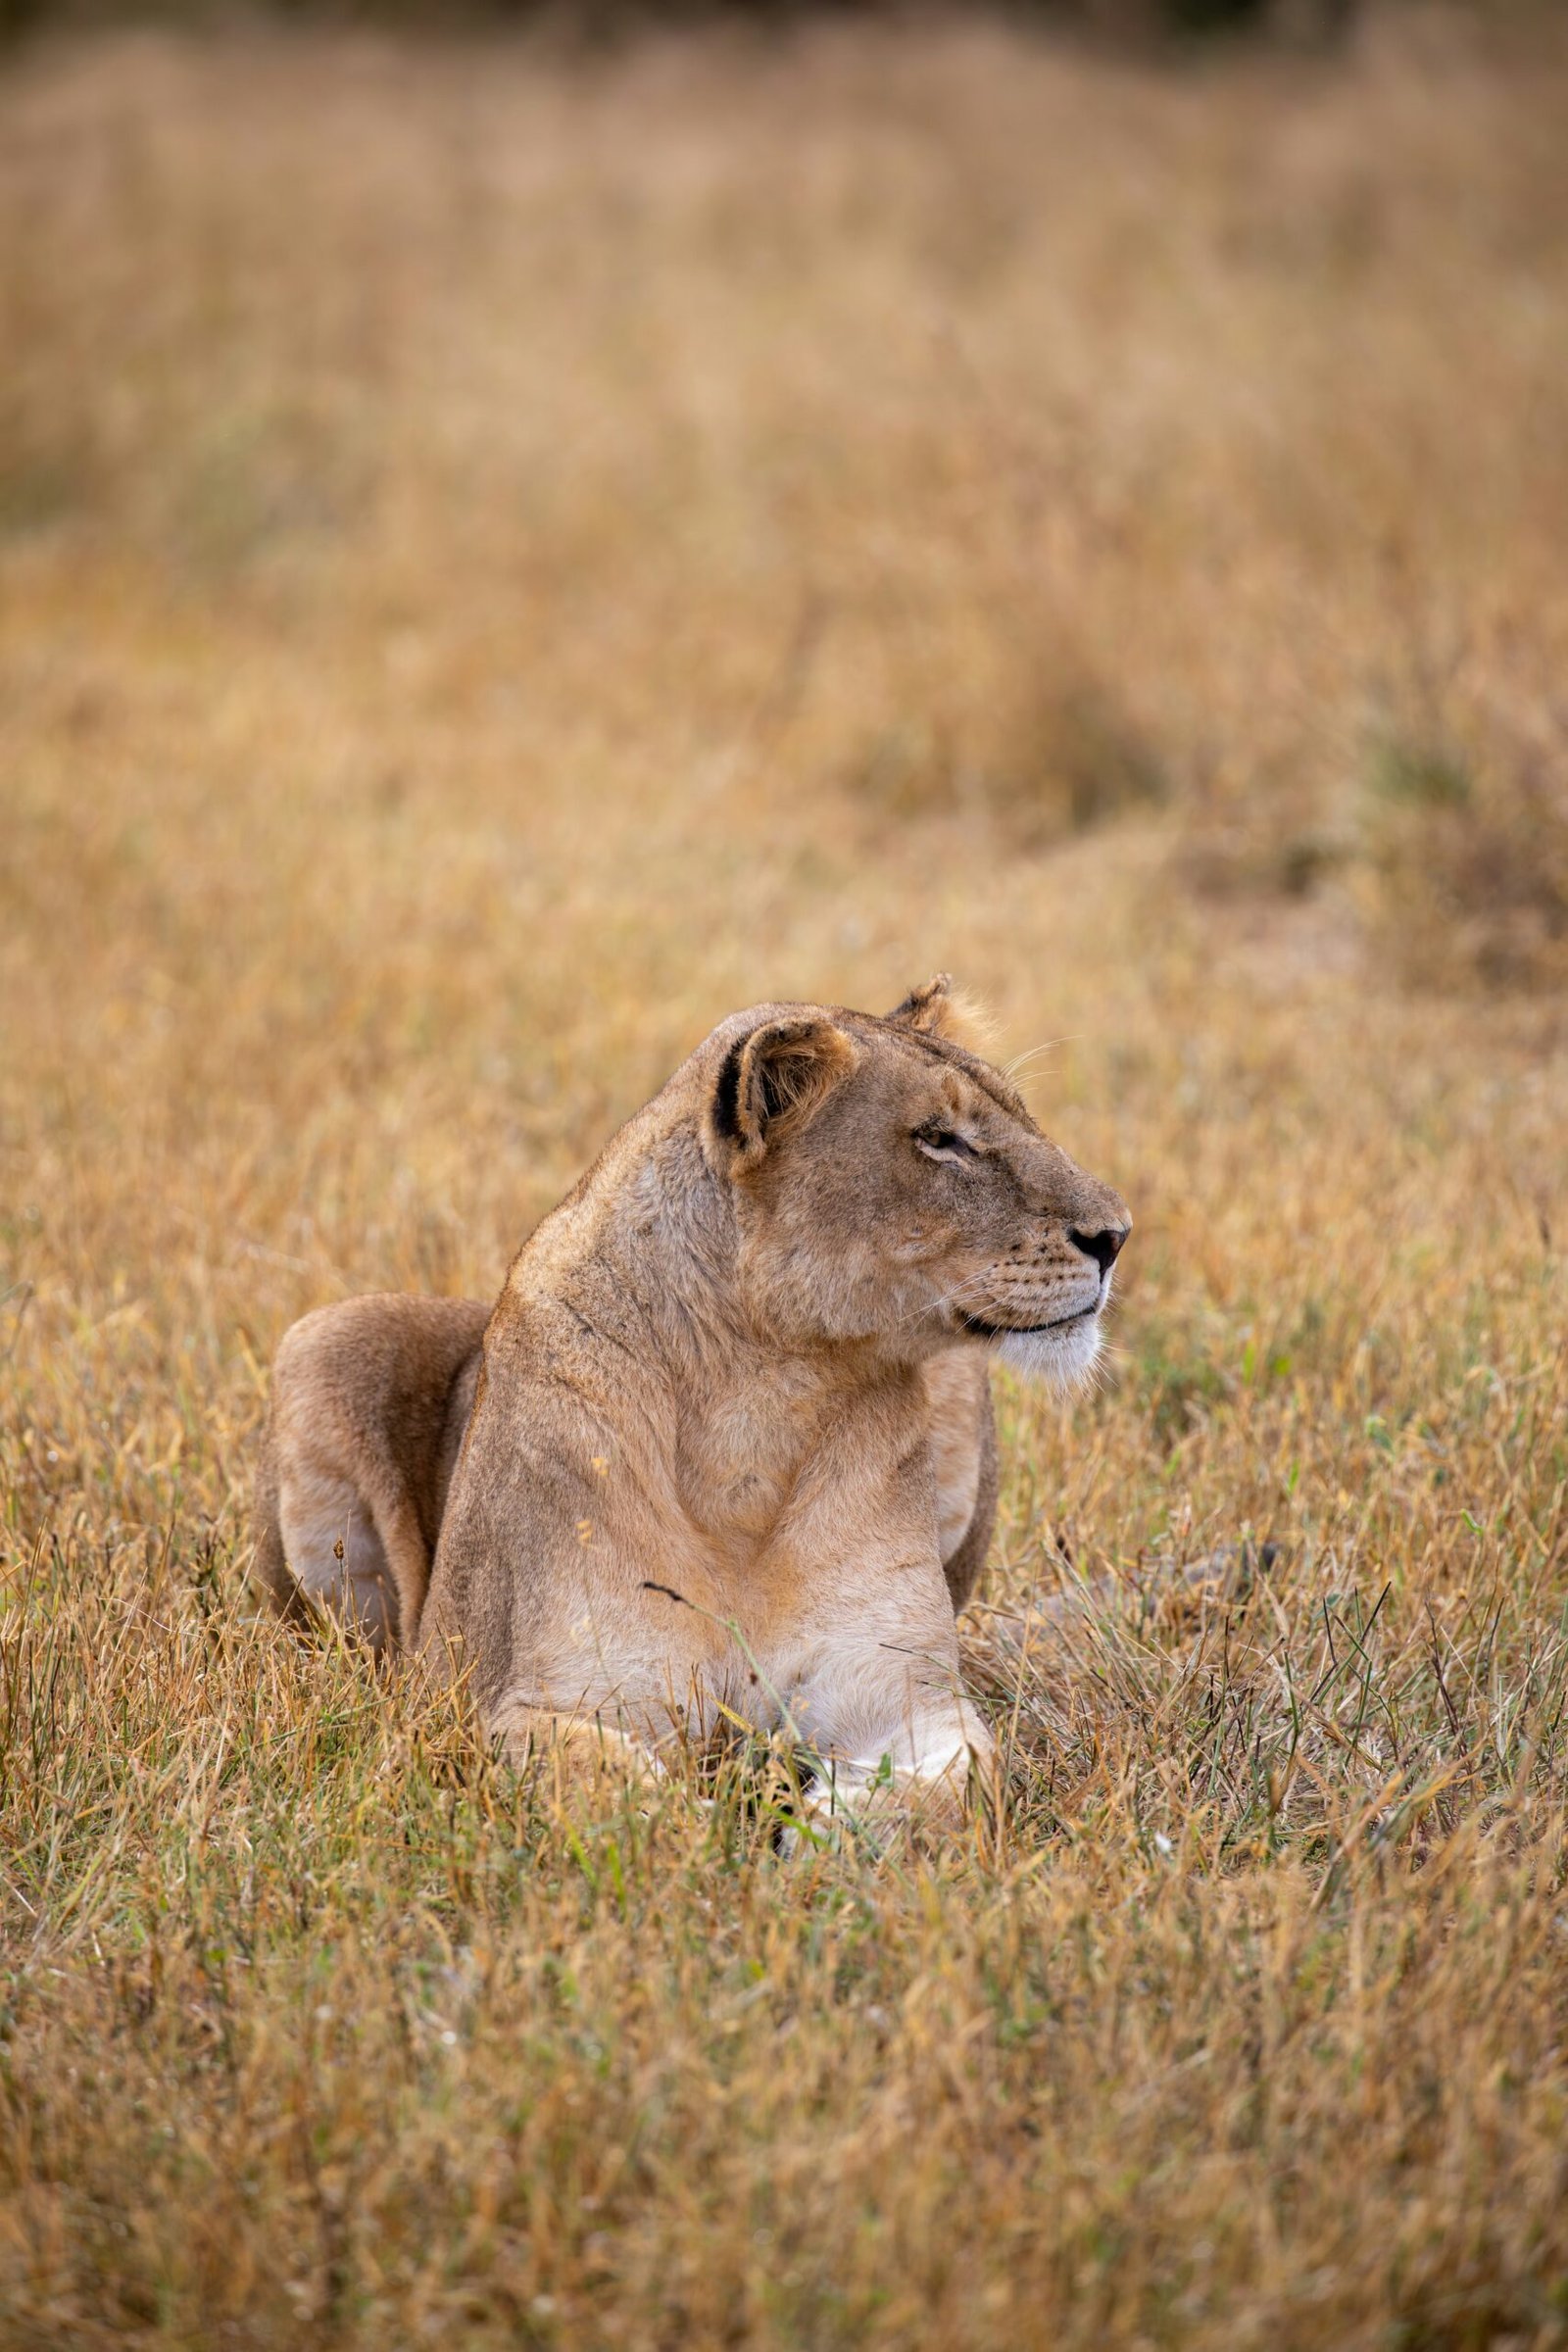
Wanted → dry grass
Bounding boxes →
[3,12,1568,2346]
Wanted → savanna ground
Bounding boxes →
[2,8,1567,2345]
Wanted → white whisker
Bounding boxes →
[894,1269,1001,1331]
[1003,1038,1078,1084]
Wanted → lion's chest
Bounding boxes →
[670,1367,921,1577]
[674,1386,810,1551]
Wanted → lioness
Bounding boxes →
[254,978,1128,1821]
[255,1298,996,1655]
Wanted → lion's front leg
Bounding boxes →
[778,1557,997,1841]
[794,1697,996,1840]
[488,1697,674,1799]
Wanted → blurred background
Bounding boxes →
[4,9,1568,2334]
[1,0,1564,1544]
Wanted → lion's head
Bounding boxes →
[700,976,1130,1388]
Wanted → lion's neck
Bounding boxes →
[509,1117,922,1553]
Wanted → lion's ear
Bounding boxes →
[887,974,956,1036]
[708,1016,858,1169]
[886,973,996,1053]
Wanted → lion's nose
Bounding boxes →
[1069,1225,1129,1276]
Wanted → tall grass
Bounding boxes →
[2,13,1566,2344]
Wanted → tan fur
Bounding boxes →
[254,1294,488,1650]
[255,1300,996,1650]
[255,978,1129,1828]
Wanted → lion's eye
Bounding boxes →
[914,1125,979,1165]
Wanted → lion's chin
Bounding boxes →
[995,1313,1102,1394]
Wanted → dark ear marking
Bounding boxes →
[711,1036,746,1147]
[887,974,954,1035]
[706,1015,858,1171]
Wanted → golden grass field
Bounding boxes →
[2,9,1567,2345]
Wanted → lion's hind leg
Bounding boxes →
[252,1429,314,1629]
[277,1462,400,1651]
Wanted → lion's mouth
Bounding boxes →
[960,1303,1099,1340]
